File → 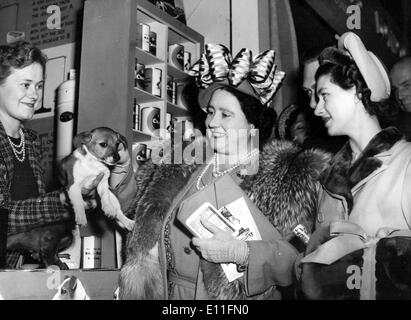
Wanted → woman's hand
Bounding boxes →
[191,218,249,265]
[80,172,104,209]
[110,139,132,189]
[60,173,105,211]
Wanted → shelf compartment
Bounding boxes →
[167,101,189,117]
[135,47,164,65]
[168,28,201,65]
[133,87,163,103]
[133,129,159,142]
[167,64,188,80]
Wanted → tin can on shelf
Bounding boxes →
[168,44,184,70]
[137,23,150,52]
[135,143,148,162]
[140,106,161,135]
[145,67,162,97]
[134,60,146,90]
[149,31,157,56]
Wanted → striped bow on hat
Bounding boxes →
[189,44,286,106]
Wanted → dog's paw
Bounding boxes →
[75,214,88,226]
[117,217,135,231]
[101,202,118,218]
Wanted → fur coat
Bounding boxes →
[119,139,330,300]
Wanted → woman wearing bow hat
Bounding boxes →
[117,44,330,300]
[299,32,411,299]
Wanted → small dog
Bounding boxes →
[52,276,90,300]
[59,127,135,231]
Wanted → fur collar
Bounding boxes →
[320,127,403,213]
[121,139,331,300]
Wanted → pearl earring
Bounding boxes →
[250,128,257,137]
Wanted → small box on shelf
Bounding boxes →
[144,67,163,97]
[82,236,102,269]
[136,23,150,52]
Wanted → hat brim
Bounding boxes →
[275,104,300,139]
[198,79,258,109]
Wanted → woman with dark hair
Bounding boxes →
[0,41,100,269]
[312,33,409,233]
[117,44,330,300]
[299,32,411,300]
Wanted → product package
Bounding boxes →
[137,23,150,52]
[144,67,162,97]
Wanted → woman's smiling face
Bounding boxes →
[205,89,253,156]
[314,74,358,137]
[0,62,44,123]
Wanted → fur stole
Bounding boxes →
[202,140,330,300]
[319,127,402,213]
[119,139,330,300]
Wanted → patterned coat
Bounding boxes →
[0,122,71,267]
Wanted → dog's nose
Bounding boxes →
[113,153,120,163]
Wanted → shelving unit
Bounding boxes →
[76,0,204,270]
[78,0,204,154]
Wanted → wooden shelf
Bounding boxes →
[137,0,204,43]
[167,64,188,80]
[133,87,163,103]
[135,47,164,65]
[77,0,204,272]
[79,0,204,148]
[167,101,189,117]
[132,129,158,142]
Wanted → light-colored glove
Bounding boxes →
[192,218,249,265]
[110,140,132,189]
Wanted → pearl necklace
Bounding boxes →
[196,149,259,190]
[7,128,26,163]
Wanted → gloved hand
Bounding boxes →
[110,137,132,189]
[80,172,104,209]
[192,218,249,265]
[60,173,105,211]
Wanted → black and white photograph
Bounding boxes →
[0,0,411,311]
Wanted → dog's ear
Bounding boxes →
[73,131,92,149]
[69,276,77,291]
[117,133,128,150]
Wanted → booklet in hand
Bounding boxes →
[183,197,261,282]
[185,202,236,239]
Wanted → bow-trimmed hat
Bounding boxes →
[189,44,286,107]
